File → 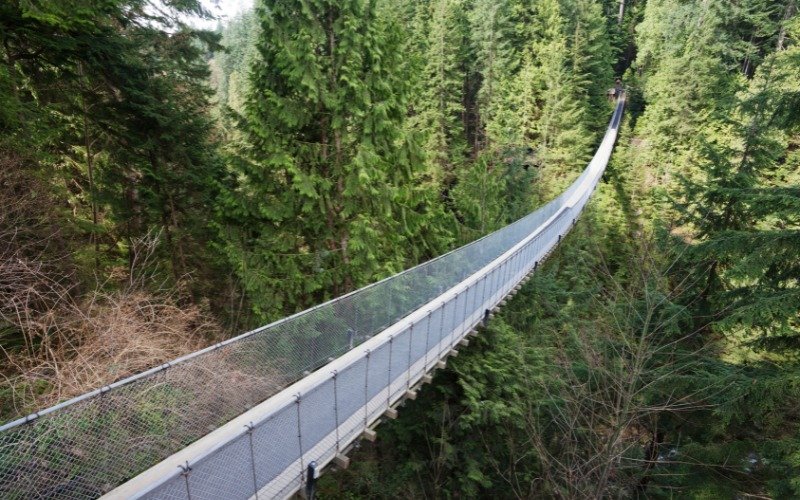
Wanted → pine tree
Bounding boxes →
[631,5,800,496]
[563,0,615,131]
[210,11,260,117]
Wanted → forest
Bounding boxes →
[0,0,799,497]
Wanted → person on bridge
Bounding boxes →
[607,78,623,101]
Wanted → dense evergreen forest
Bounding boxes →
[0,0,798,497]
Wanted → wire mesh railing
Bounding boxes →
[0,98,624,500]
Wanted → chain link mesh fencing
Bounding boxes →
[0,100,624,500]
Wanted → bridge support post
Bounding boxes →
[303,461,317,500]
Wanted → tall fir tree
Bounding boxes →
[0,0,226,294]
[224,0,450,320]
[633,0,740,196]
[504,0,600,196]
[210,10,260,118]
[564,0,615,131]
[411,0,470,194]
[677,15,800,350]
[468,0,518,151]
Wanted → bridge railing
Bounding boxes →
[0,99,623,500]
[106,97,625,500]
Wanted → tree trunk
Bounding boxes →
[325,7,353,294]
[636,429,665,494]
[618,0,625,25]
[79,66,100,268]
[125,175,142,273]
[168,193,188,287]
[2,38,23,122]
[777,1,797,51]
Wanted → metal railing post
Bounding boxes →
[386,337,394,407]
[461,286,470,336]
[450,292,459,350]
[406,323,414,387]
[295,394,304,486]
[437,301,447,359]
[480,274,488,312]
[332,371,341,452]
[179,462,192,500]
[423,311,432,371]
[246,423,259,499]
[363,350,371,428]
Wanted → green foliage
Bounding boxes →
[221,0,452,321]
[0,0,228,298]
[450,147,539,239]
[411,0,471,188]
[468,0,518,151]
[626,2,800,496]
[321,1,800,497]
[494,0,615,198]
[209,10,259,117]
[674,22,800,348]
[7,0,800,497]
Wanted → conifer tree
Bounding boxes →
[468,0,517,151]
[677,16,800,348]
[411,0,470,192]
[210,11,260,116]
[564,0,615,131]
[0,0,225,290]
[226,0,448,319]
[633,0,739,192]
[505,0,596,195]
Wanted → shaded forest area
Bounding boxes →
[1,0,799,497]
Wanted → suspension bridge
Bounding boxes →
[0,96,625,499]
